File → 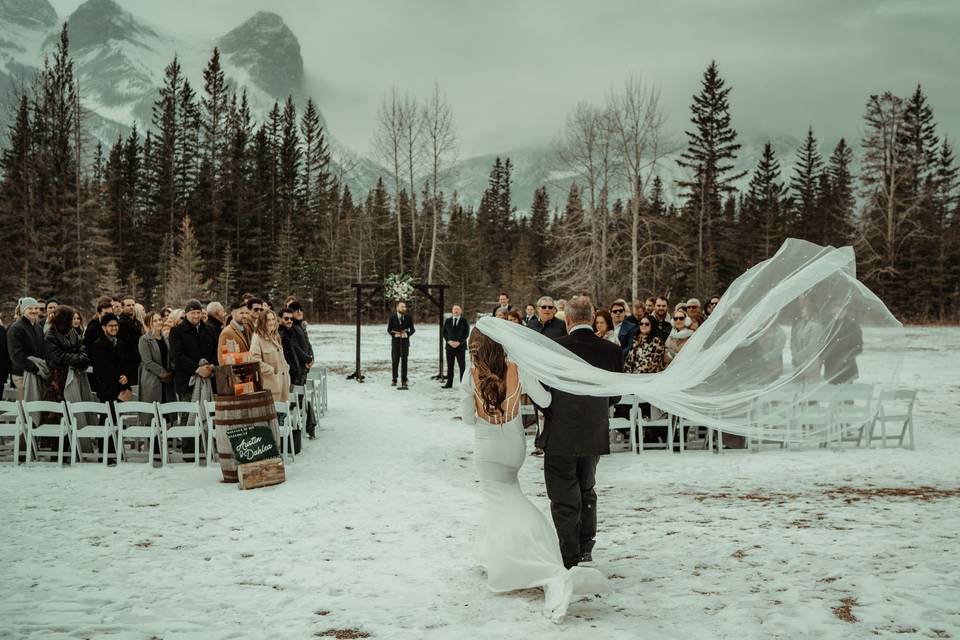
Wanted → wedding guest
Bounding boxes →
[524,304,537,325]
[650,297,671,342]
[625,317,666,375]
[505,309,524,325]
[138,311,174,405]
[205,301,226,336]
[555,298,567,321]
[442,304,470,388]
[631,300,646,326]
[491,292,512,317]
[609,299,637,355]
[279,308,305,387]
[162,309,183,339]
[644,297,656,316]
[244,297,266,329]
[135,303,147,334]
[7,297,45,401]
[495,308,507,319]
[823,306,862,384]
[288,301,314,375]
[387,301,415,389]
[118,295,144,384]
[790,299,824,383]
[159,307,172,321]
[664,309,694,364]
[593,309,619,345]
[251,310,291,403]
[528,296,567,339]
[43,302,57,334]
[89,313,132,403]
[84,296,113,354]
[704,295,721,320]
[686,298,703,330]
[44,305,90,403]
[71,310,84,341]
[169,300,218,402]
[218,301,252,363]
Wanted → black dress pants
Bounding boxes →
[391,338,409,382]
[543,453,600,568]
[445,345,465,385]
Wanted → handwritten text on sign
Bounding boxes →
[227,424,279,464]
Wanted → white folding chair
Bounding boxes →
[201,398,218,465]
[637,406,673,453]
[66,401,120,465]
[747,388,797,451]
[0,400,26,464]
[319,367,329,415]
[291,385,308,439]
[22,400,71,465]
[156,401,204,466]
[791,387,836,447]
[830,383,874,447]
[607,395,637,453]
[867,388,917,449]
[274,401,296,462]
[114,401,161,464]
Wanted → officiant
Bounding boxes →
[387,301,415,389]
[441,304,470,389]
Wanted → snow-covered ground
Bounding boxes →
[1,325,958,640]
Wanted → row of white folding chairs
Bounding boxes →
[0,399,215,466]
[609,384,916,454]
[305,366,329,423]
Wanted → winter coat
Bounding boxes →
[7,317,44,376]
[823,317,862,384]
[250,333,290,403]
[291,319,313,363]
[217,320,251,364]
[44,329,90,401]
[624,334,666,374]
[117,315,143,385]
[169,320,219,395]
[90,335,131,403]
[138,333,174,404]
[664,327,694,364]
[279,326,305,387]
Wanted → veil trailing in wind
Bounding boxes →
[475,239,903,444]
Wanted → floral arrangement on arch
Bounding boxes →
[384,273,416,302]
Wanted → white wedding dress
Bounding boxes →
[461,362,610,621]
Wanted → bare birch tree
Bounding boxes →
[372,87,405,272]
[399,92,425,270]
[422,84,458,283]
[607,77,668,302]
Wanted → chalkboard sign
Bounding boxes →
[227,424,280,464]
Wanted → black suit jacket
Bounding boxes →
[441,316,470,346]
[90,336,131,402]
[169,320,219,395]
[387,314,416,340]
[538,327,624,457]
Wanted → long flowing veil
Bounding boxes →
[476,239,903,444]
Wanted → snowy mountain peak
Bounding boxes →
[54,0,159,51]
[218,11,303,99]
[0,0,56,31]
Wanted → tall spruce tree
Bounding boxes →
[676,61,746,293]
[789,127,825,242]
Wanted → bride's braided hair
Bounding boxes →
[468,328,508,418]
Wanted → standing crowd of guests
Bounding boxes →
[1,292,317,461]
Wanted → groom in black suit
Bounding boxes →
[441,304,470,388]
[537,295,623,568]
[387,301,416,389]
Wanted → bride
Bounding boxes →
[460,328,610,622]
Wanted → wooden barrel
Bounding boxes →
[214,391,280,483]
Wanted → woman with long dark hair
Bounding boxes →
[460,327,608,621]
[44,305,91,402]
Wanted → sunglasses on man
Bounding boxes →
[611,308,624,314]
[539,305,555,310]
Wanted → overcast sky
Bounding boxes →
[51,0,960,158]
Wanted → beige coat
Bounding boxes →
[250,334,290,402]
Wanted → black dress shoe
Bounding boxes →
[441,383,452,389]
[391,380,397,387]
[580,551,593,564]
[398,382,409,390]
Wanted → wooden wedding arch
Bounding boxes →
[347,282,449,383]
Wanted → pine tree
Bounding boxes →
[165,215,209,306]
[742,142,787,265]
[789,127,824,242]
[153,56,183,258]
[676,61,746,293]
[201,47,227,265]
[825,138,856,247]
